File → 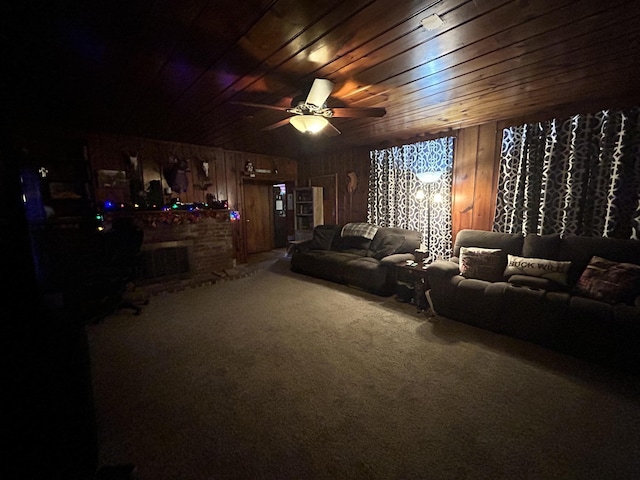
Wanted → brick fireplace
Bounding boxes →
[109,209,235,284]
[140,240,194,280]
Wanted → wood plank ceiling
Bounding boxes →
[6,0,640,158]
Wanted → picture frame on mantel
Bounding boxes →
[97,169,128,189]
[49,182,83,200]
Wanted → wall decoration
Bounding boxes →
[49,182,83,200]
[125,150,139,170]
[163,155,190,193]
[97,169,127,189]
[346,171,358,193]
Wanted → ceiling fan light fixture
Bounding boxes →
[290,115,328,134]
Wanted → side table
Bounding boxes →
[395,262,431,313]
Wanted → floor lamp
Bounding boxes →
[416,171,445,260]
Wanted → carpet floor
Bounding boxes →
[87,256,640,480]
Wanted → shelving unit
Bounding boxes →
[37,139,94,225]
[294,186,324,240]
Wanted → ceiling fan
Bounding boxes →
[232,78,386,135]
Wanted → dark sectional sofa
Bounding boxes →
[425,229,640,373]
[290,223,421,296]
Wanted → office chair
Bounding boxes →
[105,217,147,313]
[79,217,148,322]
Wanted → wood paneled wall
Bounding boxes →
[451,123,502,241]
[86,133,297,263]
[298,146,371,225]
[297,124,503,250]
[87,134,296,207]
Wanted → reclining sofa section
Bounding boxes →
[291,223,421,296]
[425,229,640,373]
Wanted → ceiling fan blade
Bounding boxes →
[231,101,289,112]
[330,107,386,118]
[306,78,334,107]
[324,121,341,136]
[262,117,292,131]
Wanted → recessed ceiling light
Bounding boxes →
[421,14,444,31]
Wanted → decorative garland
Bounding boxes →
[140,209,231,228]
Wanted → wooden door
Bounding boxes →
[244,182,274,254]
[310,174,338,224]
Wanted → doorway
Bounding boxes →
[309,174,338,224]
[273,184,288,248]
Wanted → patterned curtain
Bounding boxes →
[368,137,454,259]
[494,108,640,239]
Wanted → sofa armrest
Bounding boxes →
[379,253,414,264]
[426,259,460,278]
[289,239,313,254]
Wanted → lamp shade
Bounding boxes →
[289,115,328,133]
[416,171,444,183]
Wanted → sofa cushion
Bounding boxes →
[341,222,379,240]
[504,254,571,285]
[573,256,640,305]
[379,253,414,264]
[523,233,562,259]
[309,225,341,250]
[343,256,390,293]
[337,222,379,255]
[336,235,371,255]
[454,230,524,259]
[450,278,508,328]
[371,233,406,259]
[382,227,422,253]
[454,230,524,275]
[291,250,360,284]
[508,274,565,291]
[559,236,640,285]
[459,247,504,282]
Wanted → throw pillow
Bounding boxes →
[459,247,504,282]
[503,254,571,285]
[574,256,640,305]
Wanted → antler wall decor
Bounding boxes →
[124,150,139,170]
